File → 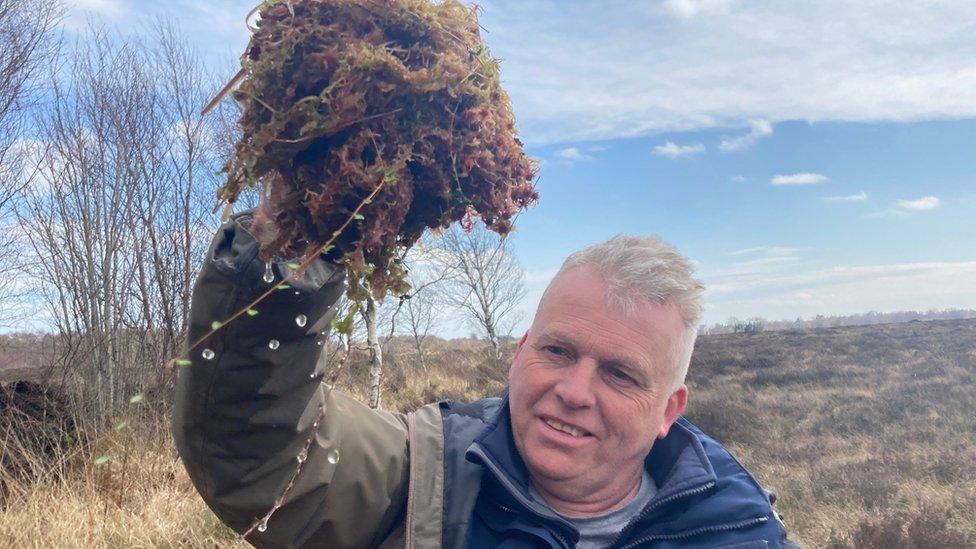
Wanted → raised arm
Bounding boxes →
[172,212,410,548]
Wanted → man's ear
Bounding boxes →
[657,384,688,439]
[508,331,529,380]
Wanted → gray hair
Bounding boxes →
[556,235,704,391]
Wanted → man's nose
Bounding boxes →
[553,359,598,409]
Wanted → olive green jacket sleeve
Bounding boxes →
[172,213,443,548]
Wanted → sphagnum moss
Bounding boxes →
[215,0,538,300]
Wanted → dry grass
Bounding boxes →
[338,337,511,412]
[684,318,976,547]
[2,319,975,547]
[0,404,240,548]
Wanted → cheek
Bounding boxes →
[601,393,665,438]
[508,368,544,421]
[512,360,556,393]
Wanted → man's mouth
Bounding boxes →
[543,417,589,438]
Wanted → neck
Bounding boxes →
[530,468,642,518]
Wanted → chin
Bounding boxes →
[523,444,582,482]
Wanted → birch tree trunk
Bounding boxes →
[364,297,384,409]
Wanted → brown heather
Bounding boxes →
[685,318,976,548]
[2,318,974,547]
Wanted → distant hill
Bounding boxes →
[703,308,976,334]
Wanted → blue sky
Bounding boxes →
[68,0,976,330]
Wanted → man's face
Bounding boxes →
[508,266,688,505]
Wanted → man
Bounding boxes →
[174,212,795,548]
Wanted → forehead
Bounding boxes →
[533,267,685,368]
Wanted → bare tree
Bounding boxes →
[0,0,62,327]
[18,25,225,421]
[434,224,525,367]
[126,21,227,372]
[401,287,438,383]
[357,245,453,408]
[19,29,149,420]
[396,243,451,385]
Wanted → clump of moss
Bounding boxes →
[217,0,538,298]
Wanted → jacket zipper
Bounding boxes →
[471,444,576,549]
[610,481,715,548]
[495,503,572,549]
[620,515,770,548]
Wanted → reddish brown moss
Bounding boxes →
[218,0,538,297]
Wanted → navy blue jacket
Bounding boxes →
[438,394,794,548]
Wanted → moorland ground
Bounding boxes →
[2,318,974,547]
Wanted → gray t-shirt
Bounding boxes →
[529,470,657,548]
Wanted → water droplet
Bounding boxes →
[297,448,308,463]
[295,314,307,327]
[257,518,268,532]
[316,340,323,346]
[326,449,340,465]
[202,349,215,360]
[309,372,317,378]
[268,339,280,350]
[262,262,274,283]
[294,291,300,296]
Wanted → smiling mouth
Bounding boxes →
[543,417,590,438]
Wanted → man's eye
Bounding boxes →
[608,368,636,385]
[544,345,568,357]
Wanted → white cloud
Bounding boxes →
[719,120,773,152]
[865,196,941,218]
[72,0,123,14]
[714,246,801,277]
[700,260,976,324]
[825,191,868,201]
[63,0,127,33]
[0,139,57,195]
[556,147,593,163]
[730,175,746,183]
[727,246,769,256]
[64,1,253,68]
[723,255,801,275]
[771,172,828,185]
[663,0,736,20]
[652,140,706,158]
[864,209,910,220]
[727,246,798,257]
[472,1,976,144]
[105,2,976,149]
[897,196,940,211]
